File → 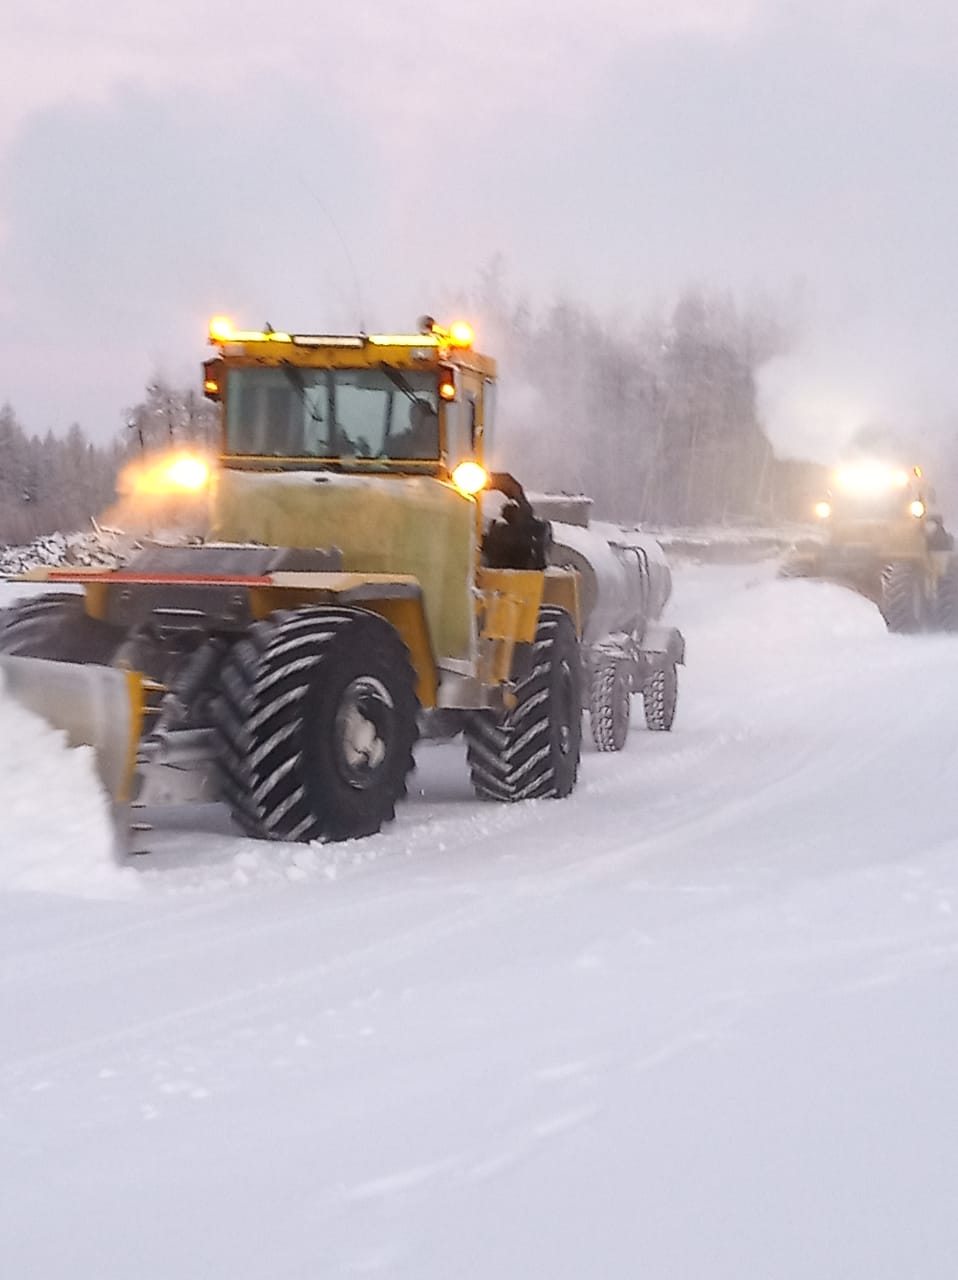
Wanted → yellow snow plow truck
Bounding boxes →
[782,458,958,633]
[0,317,683,849]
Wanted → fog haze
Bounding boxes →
[3,1,958,461]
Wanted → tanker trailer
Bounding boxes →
[547,522,685,751]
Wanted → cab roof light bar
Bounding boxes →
[208,316,475,351]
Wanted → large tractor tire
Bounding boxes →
[466,606,582,801]
[589,660,631,752]
[880,562,924,634]
[211,606,419,843]
[642,661,678,731]
[934,559,958,632]
[0,592,122,664]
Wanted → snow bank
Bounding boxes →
[0,528,130,576]
[0,680,138,897]
[678,560,886,661]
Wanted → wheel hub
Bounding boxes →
[334,677,394,789]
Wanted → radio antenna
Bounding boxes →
[292,171,367,332]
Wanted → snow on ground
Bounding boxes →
[2,563,958,1278]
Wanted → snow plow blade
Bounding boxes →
[0,655,143,803]
[780,544,879,599]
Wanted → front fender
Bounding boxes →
[640,623,686,665]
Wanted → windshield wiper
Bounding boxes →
[379,362,428,409]
[281,360,324,423]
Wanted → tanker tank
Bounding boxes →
[532,502,685,752]
[548,521,672,645]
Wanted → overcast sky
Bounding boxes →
[3,1,958,459]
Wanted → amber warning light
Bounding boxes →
[209,315,233,342]
[448,321,474,348]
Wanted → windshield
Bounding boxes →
[225,366,440,461]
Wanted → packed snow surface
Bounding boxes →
[2,562,958,1278]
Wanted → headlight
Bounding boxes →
[451,461,488,496]
[164,455,211,491]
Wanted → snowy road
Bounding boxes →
[3,562,958,1278]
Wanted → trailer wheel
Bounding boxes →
[589,660,631,752]
[466,606,582,801]
[642,661,678,731]
[880,562,924,634]
[0,592,122,663]
[934,559,958,632]
[212,606,419,843]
